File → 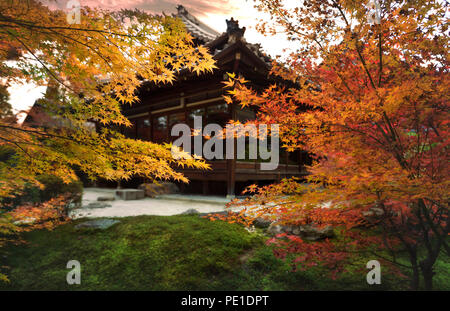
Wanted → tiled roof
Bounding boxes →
[174,5,271,68]
[174,5,219,44]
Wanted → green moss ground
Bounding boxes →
[1,215,448,290]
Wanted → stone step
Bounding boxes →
[115,189,145,200]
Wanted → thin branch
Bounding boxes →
[5,29,78,94]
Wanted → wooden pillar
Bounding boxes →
[149,110,154,142]
[284,151,289,178]
[298,150,304,173]
[226,52,241,198]
[179,182,186,193]
[227,101,237,198]
[227,156,236,197]
[202,180,209,195]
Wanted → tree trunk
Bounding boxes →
[420,260,434,290]
[410,263,420,290]
[408,250,420,290]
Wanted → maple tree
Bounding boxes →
[0,0,215,281]
[222,0,449,289]
[0,85,13,120]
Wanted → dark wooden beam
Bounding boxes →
[227,99,237,197]
[202,180,209,195]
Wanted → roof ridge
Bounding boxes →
[174,5,271,67]
[175,5,220,41]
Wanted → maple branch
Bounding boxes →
[41,28,115,73]
[264,1,361,102]
[419,199,450,256]
[416,205,434,257]
[367,250,412,269]
[0,124,106,155]
[354,39,377,90]
[0,136,33,159]
[0,14,144,39]
[329,0,381,101]
[332,123,385,147]
[330,0,350,26]
[5,29,79,95]
[378,24,383,87]
[330,0,378,91]
[270,4,324,50]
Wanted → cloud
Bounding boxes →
[50,0,238,18]
[40,1,293,57]
[42,1,293,58]
[48,0,245,35]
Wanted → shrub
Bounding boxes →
[3,175,83,208]
[36,175,83,205]
[0,145,16,162]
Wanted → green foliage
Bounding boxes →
[3,175,83,208]
[0,215,260,290]
[0,145,15,163]
[1,215,447,290]
[0,84,13,119]
[35,175,83,204]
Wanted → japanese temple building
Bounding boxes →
[119,5,308,196]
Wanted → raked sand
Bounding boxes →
[69,188,239,219]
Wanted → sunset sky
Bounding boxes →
[11,0,293,119]
[57,0,292,56]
